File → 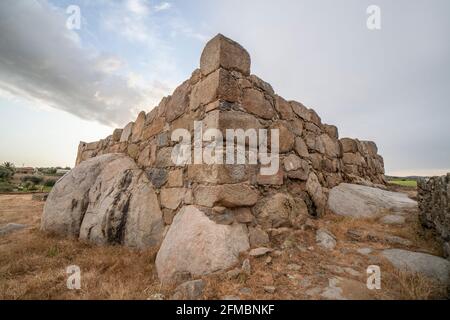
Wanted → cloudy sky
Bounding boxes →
[0,0,448,176]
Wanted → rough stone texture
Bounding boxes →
[194,184,259,208]
[418,174,450,258]
[172,279,205,300]
[253,193,308,228]
[155,205,249,283]
[328,183,417,218]
[42,154,164,248]
[200,34,251,76]
[0,223,27,236]
[316,229,337,250]
[382,249,450,284]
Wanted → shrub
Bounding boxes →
[0,181,14,192]
[0,167,13,181]
[43,179,57,187]
[23,181,37,191]
[21,175,43,185]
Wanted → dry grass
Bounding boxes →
[0,190,447,300]
[0,194,165,300]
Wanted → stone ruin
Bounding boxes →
[42,34,386,283]
[418,174,450,259]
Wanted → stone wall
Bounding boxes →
[418,174,450,258]
[74,34,386,221]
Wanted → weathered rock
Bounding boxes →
[0,223,27,236]
[233,207,254,224]
[306,172,327,217]
[241,258,251,275]
[172,279,205,300]
[200,34,251,76]
[112,128,123,142]
[274,95,294,120]
[270,121,295,153]
[41,154,164,248]
[142,117,165,140]
[382,249,450,284]
[194,184,259,208]
[294,137,309,158]
[146,168,168,188]
[160,188,192,210]
[253,193,308,228]
[320,134,341,158]
[290,101,310,121]
[316,229,337,250]
[249,227,270,247]
[120,122,133,142]
[340,138,358,153]
[418,174,450,259]
[190,68,240,111]
[167,169,184,187]
[242,88,275,120]
[284,154,309,180]
[263,286,276,294]
[256,169,284,185]
[328,183,417,218]
[156,205,249,283]
[165,81,190,122]
[131,111,146,142]
[127,144,139,159]
[187,164,254,185]
[249,247,272,257]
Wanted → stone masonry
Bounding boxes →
[418,173,450,258]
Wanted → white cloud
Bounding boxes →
[154,2,172,12]
[126,0,150,16]
[0,0,173,127]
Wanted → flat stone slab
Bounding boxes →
[382,249,450,284]
[0,223,27,236]
[328,183,417,218]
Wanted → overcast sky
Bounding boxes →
[0,0,449,176]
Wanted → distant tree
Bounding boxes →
[0,167,13,181]
[2,162,15,169]
[43,178,57,187]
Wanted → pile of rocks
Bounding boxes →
[418,173,450,258]
[42,34,387,283]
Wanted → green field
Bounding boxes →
[388,179,417,187]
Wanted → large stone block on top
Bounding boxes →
[155,205,249,283]
[200,34,251,76]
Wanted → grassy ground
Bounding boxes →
[0,190,446,300]
[388,179,417,188]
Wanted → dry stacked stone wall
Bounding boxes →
[418,174,450,258]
